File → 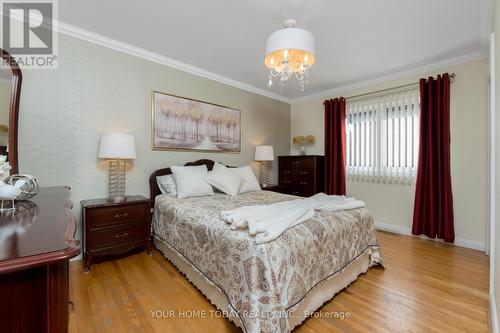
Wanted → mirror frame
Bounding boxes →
[0,49,21,174]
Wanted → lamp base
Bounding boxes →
[108,159,127,199]
[258,161,271,188]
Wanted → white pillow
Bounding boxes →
[156,174,177,197]
[170,165,214,199]
[232,166,261,194]
[205,162,243,196]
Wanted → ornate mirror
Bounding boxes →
[0,49,22,174]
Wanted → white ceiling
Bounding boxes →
[59,0,490,101]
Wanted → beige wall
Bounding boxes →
[18,34,291,253]
[291,58,489,247]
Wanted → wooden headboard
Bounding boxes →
[149,159,220,202]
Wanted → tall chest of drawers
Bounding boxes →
[278,155,325,197]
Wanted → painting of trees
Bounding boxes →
[153,91,240,152]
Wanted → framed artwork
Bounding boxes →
[152,91,241,152]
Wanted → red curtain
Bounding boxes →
[324,98,346,195]
[412,73,454,243]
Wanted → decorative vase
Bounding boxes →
[299,146,307,155]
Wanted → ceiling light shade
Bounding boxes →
[264,19,315,93]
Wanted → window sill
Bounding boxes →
[346,175,416,185]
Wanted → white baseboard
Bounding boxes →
[374,221,486,251]
[455,238,486,252]
[71,254,83,262]
[375,221,412,235]
[491,292,499,333]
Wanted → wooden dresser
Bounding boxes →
[0,186,80,333]
[81,196,151,271]
[278,155,325,197]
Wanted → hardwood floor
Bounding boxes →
[69,231,489,333]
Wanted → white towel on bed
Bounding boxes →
[221,193,365,244]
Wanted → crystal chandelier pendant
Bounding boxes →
[264,19,315,94]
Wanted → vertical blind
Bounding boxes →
[346,88,420,184]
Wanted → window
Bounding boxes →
[346,88,420,183]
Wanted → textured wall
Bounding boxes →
[18,34,291,257]
[291,58,489,247]
[0,79,10,125]
[493,0,500,325]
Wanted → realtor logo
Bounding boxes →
[1,0,58,68]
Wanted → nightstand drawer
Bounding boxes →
[91,223,146,249]
[90,203,147,227]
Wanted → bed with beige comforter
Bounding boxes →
[153,190,383,333]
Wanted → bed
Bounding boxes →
[150,159,383,333]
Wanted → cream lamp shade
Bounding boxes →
[265,22,315,68]
[255,145,274,161]
[98,133,136,159]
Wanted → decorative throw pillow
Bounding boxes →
[156,174,177,197]
[170,165,214,199]
[205,162,243,196]
[232,166,261,194]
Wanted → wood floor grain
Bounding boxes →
[69,231,489,333]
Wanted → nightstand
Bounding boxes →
[81,195,151,271]
[262,184,281,192]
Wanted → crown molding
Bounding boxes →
[291,50,487,104]
[55,20,488,106]
[55,21,293,104]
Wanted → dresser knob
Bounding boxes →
[114,213,129,219]
[114,232,129,239]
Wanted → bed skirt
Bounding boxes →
[153,236,379,332]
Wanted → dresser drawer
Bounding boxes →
[295,156,315,169]
[287,189,307,197]
[89,203,147,228]
[280,178,295,187]
[297,179,313,188]
[279,156,315,170]
[91,223,146,249]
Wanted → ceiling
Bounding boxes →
[59,0,490,102]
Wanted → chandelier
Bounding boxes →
[265,19,315,93]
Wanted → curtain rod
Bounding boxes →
[345,73,456,102]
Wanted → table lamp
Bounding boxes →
[98,133,136,202]
[255,145,274,188]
